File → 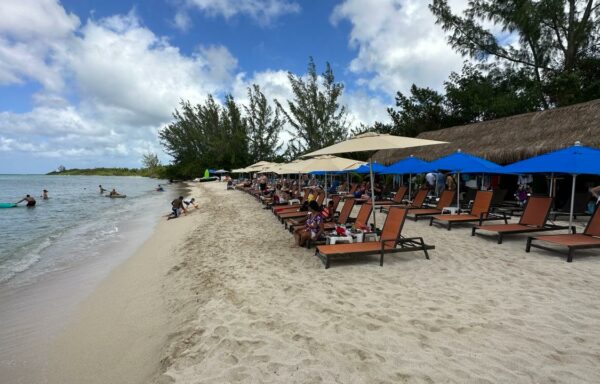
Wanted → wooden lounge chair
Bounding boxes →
[272,188,311,213]
[526,206,600,262]
[323,198,356,230]
[429,190,508,230]
[374,186,408,205]
[380,188,428,214]
[471,196,570,244]
[315,206,434,269]
[280,192,326,224]
[407,190,456,221]
[346,203,373,229]
[549,192,592,221]
[289,195,348,233]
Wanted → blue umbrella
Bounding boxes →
[380,156,432,200]
[380,156,432,175]
[351,163,389,174]
[501,142,600,232]
[427,150,503,209]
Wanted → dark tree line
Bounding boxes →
[160,59,349,178]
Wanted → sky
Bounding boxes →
[0,0,471,173]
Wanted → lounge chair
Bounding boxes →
[407,190,456,221]
[346,203,373,229]
[471,196,570,244]
[272,188,311,213]
[323,198,356,230]
[315,206,435,269]
[289,195,348,233]
[280,192,326,224]
[526,205,600,262]
[549,192,592,221]
[381,189,429,213]
[369,186,408,206]
[429,190,508,230]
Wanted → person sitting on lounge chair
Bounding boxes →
[293,201,324,247]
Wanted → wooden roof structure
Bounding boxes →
[373,99,600,165]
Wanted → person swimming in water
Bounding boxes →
[99,185,107,194]
[156,184,164,192]
[17,195,36,207]
[41,189,48,199]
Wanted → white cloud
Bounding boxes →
[0,0,79,91]
[175,0,300,27]
[0,6,240,168]
[332,0,469,96]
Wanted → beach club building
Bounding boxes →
[373,98,600,208]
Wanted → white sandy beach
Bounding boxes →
[48,181,600,383]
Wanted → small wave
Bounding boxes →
[0,237,52,284]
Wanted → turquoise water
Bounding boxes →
[0,175,174,285]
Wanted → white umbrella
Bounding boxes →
[302,132,446,227]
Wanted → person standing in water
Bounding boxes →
[17,195,36,207]
[41,190,48,199]
[99,185,107,194]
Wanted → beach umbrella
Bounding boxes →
[302,132,446,227]
[501,142,600,233]
[427,150,502,210]
[213,169,229,174]
[350,162,389,174]
[380,156,432,200]
[296,155,366,198]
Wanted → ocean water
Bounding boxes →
[0,175,175,286]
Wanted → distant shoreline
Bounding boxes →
[47,167,159,177]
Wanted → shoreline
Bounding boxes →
[46,181,600,383]
[46,183,197,384]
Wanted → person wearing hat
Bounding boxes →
[293,200,324,247]
[41,189,48,199]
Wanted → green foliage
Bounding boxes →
[429,0,600,106]
[47,167,167,178]
[245,84,285,162]
[159,94,249,178]
[388,85,447,137]
[276,57,350,157]
[141,152,161,169]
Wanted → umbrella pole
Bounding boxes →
[457,172,461,211]
[325,173,328,202]
[569,175,576,234]
[409,173,412,201]
[369,158,377,229]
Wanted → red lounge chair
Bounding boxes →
[526,206,600,262]
[323,198,356,230]
[315,206,434,269]
[381,189,429,213]
[429,190,508,230]
[371,186,408,206]
[347,203,373,229]
[280,192,326,224]
[407,190,456,221]
[472,196,570,244]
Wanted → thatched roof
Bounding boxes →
[373,99,600,165]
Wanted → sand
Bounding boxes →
[49,182,600,383]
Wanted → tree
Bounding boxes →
[387,85,448,137]
[276,57,350,155]
[429,0,600,106]
[57,165,66,172]
[159,95,250,178]
[141,152,160,169]
[244,84,285,162]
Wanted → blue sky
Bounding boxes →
[0,0,469,173]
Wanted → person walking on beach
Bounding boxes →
[168,196,187,220]
[17,195,36,207]
[41,190,48,199]
[99,185,107,194]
